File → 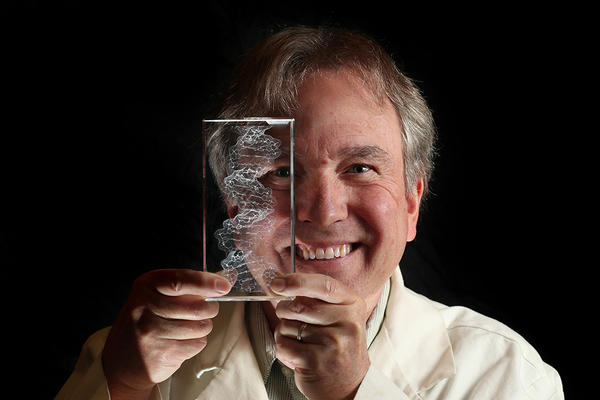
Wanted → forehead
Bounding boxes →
[285,70,404,162]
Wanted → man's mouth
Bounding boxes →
[295,243,354,261]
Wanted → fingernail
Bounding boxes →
[215,278,231,293]
[270,278,285,293]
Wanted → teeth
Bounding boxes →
[325,247,335,259]
[296,244,353,261]
[316,248,325,259]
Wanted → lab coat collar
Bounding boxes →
[369,268,456,398]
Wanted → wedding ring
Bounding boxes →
[296,323,308,342]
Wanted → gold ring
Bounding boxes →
[296,323,308,342]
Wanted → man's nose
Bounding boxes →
[295,173,348,226]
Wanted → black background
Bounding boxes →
[3,2,588,398]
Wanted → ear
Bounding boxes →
[406,179,424,242]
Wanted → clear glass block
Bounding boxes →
[202,118,295,301]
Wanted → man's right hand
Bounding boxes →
[101,269,231,399]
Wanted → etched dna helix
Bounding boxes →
[214,125,281,294]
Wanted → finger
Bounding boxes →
[276,319,346,348]
[274,329,320,371]
[138,312,214,340]
[147,293,220,320]
[277,319,316,343]
[217,268,238,286]
[164,337,209,362]
[275,296,345,325]
[148,269,231,297]
[270,273,356,304]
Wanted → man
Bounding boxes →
[57,27,563,399]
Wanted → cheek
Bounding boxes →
[271,190,291,222]
[352,185,408,251]
[235,189,291,251]
[252,190,291,251]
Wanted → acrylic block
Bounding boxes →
[202,118,295,301]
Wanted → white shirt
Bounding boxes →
[56,268,564,399]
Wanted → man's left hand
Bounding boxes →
[271,273,371,400]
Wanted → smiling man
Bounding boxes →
[57,27,563,400]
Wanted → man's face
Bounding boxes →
[245,70,422,310]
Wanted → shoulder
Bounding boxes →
[423,296,563,399]
[76,327,112,365]
[55,327,113,400]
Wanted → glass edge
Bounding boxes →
[205,296,296,302]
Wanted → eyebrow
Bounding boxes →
[336,145,392,163]
[275,145,392,164]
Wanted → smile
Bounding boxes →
[295,243,353,261]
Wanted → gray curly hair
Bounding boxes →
[208,26,436,198]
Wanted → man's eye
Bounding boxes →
[271,167,291,178]
[349,164,371,173]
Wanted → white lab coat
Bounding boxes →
[56,268,563,399]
